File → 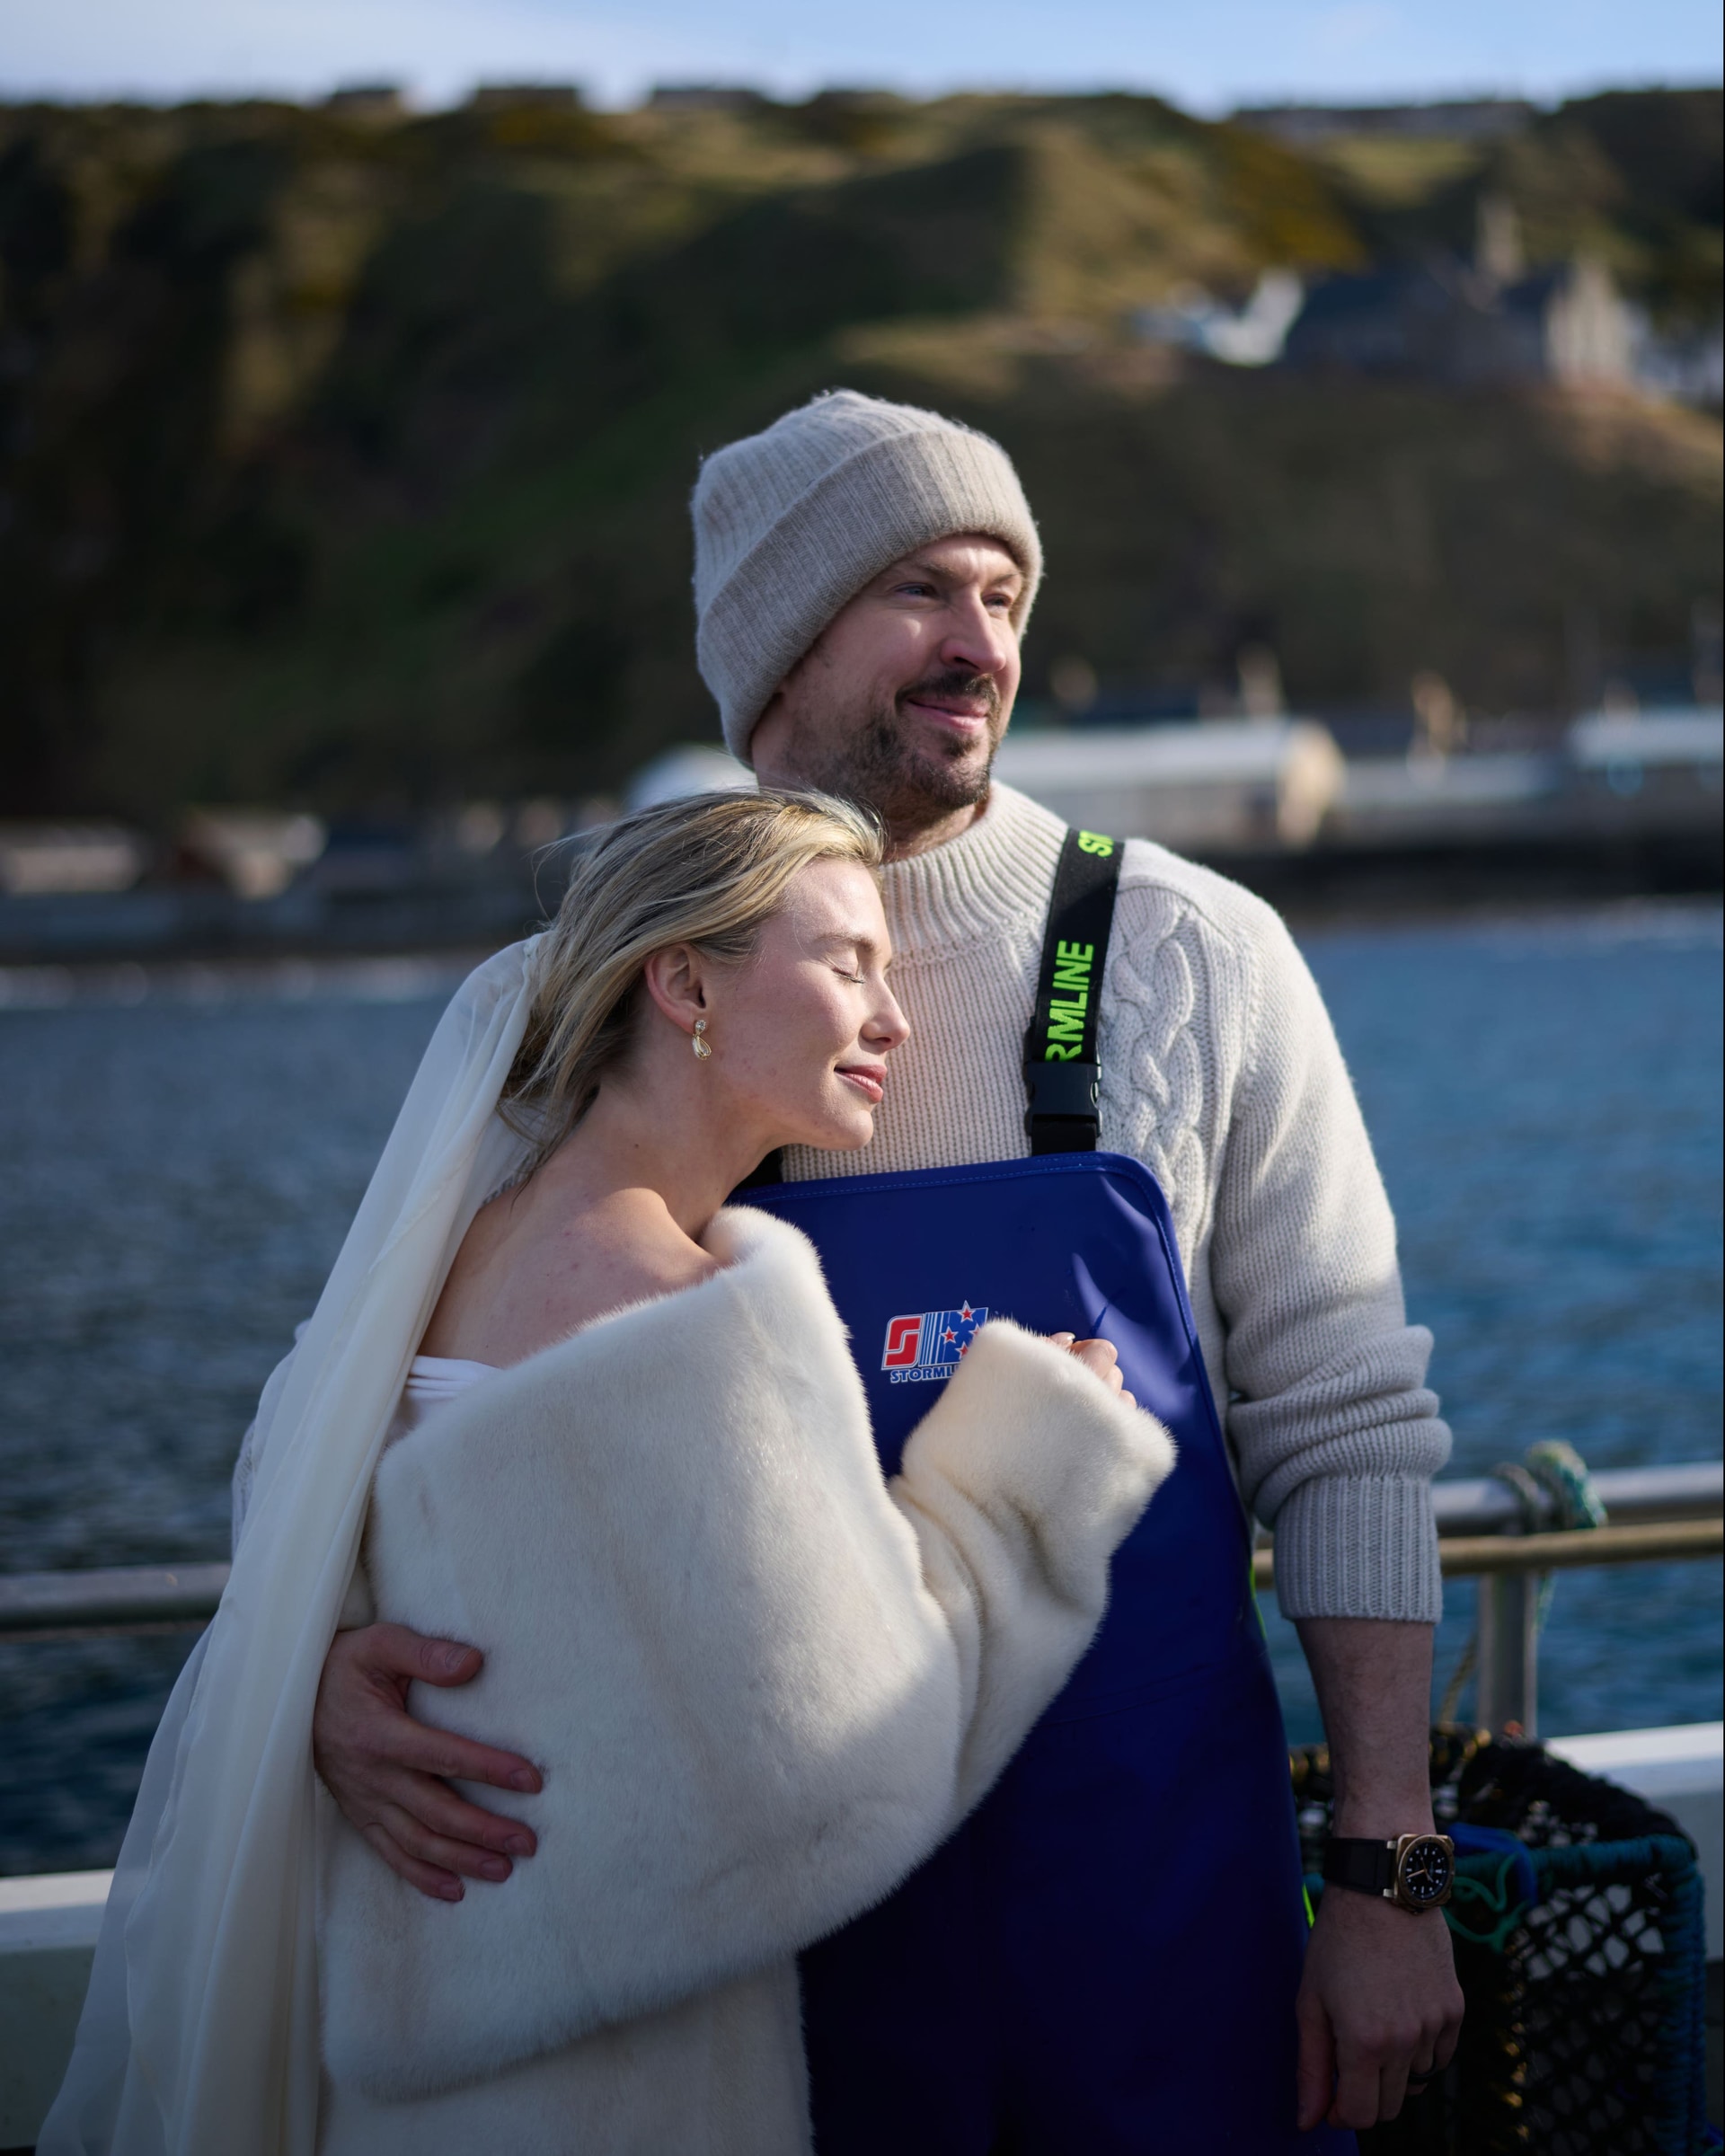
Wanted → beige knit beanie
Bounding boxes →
[691,389,1042,760]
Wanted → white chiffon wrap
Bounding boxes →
[40,941,543,2156]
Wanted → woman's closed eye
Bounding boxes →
[823,946,870,985]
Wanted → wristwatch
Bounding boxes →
[1323,1833,1456,1912]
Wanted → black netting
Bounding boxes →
[1290,1730,1714,2155]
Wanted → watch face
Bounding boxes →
[1397,1836,1455,1907]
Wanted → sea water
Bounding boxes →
[0,906,1719,1873]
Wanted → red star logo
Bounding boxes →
[943,1328,957,1343]
[960,1303,975,1321]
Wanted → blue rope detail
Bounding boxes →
[1446,1849,1535,1953]
[1521,1440,1607,1630]
[1524,1438,1609,1531]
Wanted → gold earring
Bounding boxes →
[692,1019,712,1061]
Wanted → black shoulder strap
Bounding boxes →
[1023,827,1122,1154]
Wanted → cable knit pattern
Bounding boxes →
[782,782,1448,1622]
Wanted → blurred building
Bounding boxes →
[469,84,585,111]
[1232,100,1536,145]
[1566,706,1725,813]
[624,747,755,813]
[993,720,1347,852]
[1635,321,1725,412]
[323,86,407,124]
[1326,704,1722,849]
[646,87,769,113]
[0,826,149,896]
[1132,271,1305,367]
[1282,254,1635,389]
[178,811,326,901]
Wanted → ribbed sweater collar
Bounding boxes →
[879,781,1066,957]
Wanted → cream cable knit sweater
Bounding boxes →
[779,781,1449,1624]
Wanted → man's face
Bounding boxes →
[748,535,1024,844]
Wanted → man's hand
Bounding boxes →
[313,1622,543,1903]
[1296,1884,1464,2130]
[1293,1613,1466,2129]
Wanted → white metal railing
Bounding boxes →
[3,1462,1720,1738]
[0,1560,231,1640]
[1257,1458,1723,1735]
[1428,1461,1722,1533]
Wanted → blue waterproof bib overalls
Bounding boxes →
[740,831,1355,2155]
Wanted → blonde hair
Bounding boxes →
[504,789,883,1162]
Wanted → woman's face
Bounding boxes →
[710,857,910,1153]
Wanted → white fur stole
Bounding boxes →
[319,1206,1173,2105]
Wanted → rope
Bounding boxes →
[1445,1849,1535,1954]
[1436,1441,1607,1726]
[1524,1438,1609,1530]
[1519,1441,1608,1629]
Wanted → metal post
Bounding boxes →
[1475,1568,1539,1736]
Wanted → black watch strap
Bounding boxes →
[1323,1837,1398,1898]
[1324,1832,1455,1912]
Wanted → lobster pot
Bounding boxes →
[1291,1732,1712,2155]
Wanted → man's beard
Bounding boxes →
[789,668,1004,836]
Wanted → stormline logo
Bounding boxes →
[880,1303,989,1383]
[1040,829,1113,1063]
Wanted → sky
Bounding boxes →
[1,0,1719,114]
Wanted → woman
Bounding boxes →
[43,791,1172,2156]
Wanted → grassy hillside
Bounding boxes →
[1320,88,1723,322]
[0,88,1718,821]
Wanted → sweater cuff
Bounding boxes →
[1269,1475,1443,1623]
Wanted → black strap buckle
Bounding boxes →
[1025,1060,1101,1153]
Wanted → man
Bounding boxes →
[311,390,1463,2143]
